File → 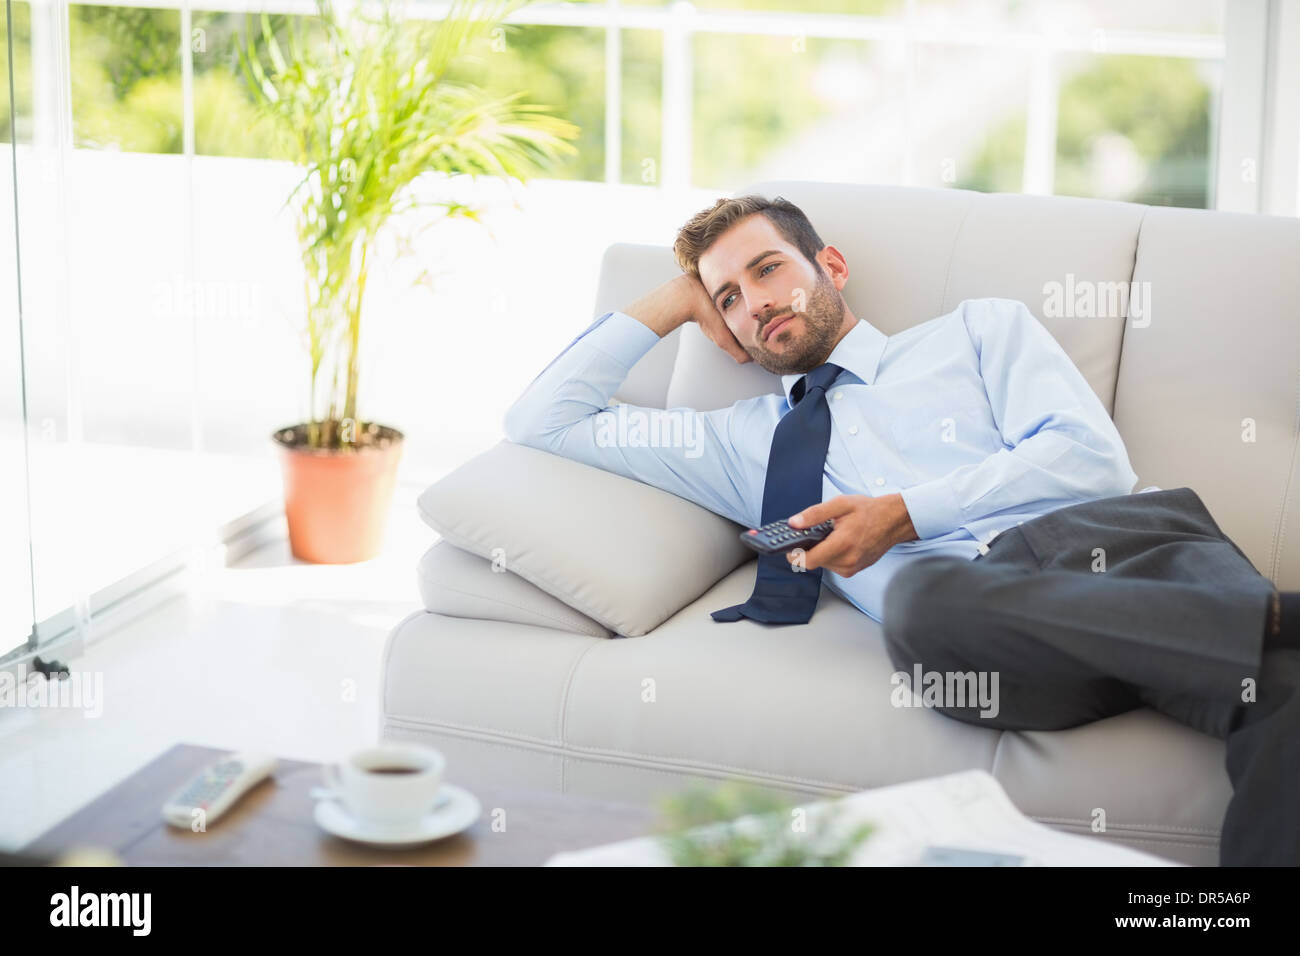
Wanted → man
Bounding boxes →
[503,194,1299,866]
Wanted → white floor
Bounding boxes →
[0,478,445,853]
[0,434,284,653]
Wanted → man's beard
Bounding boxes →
[745,267,846,375]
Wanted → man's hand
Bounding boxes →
[783,493,918,577]
[622,275,751,364]
[681,274,751,365]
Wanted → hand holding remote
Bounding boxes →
[739,517,835,555]
[779,493,919,578]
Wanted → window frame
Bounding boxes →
[22,0,1296,212]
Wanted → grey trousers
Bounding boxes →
[880,486,1299,867]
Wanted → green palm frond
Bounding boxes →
[239,0,577,449]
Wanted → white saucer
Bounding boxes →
[313,784,481,847]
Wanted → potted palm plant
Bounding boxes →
[240,0,578,562]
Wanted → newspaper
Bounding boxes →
[544,768,1181,866]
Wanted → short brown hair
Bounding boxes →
[672,194,826,282]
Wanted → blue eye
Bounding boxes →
[721,262,779,310]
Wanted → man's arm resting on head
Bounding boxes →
[503,276,759,527]
[898,298,1138,541]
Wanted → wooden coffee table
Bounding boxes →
[23,743,661,866]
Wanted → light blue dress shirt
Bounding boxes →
[504,297,1139,623]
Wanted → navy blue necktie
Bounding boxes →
[712,362,843,625]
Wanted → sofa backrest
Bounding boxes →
[592,182,1300,587]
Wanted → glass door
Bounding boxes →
[2,0,37,662]
[2,0,91,668]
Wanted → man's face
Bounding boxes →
[698,214,846,376]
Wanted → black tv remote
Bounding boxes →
[739,517,835,555]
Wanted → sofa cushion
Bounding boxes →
[665,321,784,411]
[667,182,975,411]
[417,540,613,639]
[416,441,753,637]
[937,191,1145,416]
[1110,205,1300,588]
[667,183,1143,417]
[592,242,687,409]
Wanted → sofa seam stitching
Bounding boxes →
[383,714,916,790]
[1269,365,1300,581]
[988,725,1010,780]
[555,640,607,794]
[386,718,860,790]
[1030,815,1216,834]
[1035,823,1217,849]
[937,195,976,314]
[380,608,429,732]
[1108,202,1148,416]
[1039,831,1216,850]
[383,716,1217,841]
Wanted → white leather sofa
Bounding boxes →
[382,180,1300,866]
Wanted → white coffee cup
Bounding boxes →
[321,743,446,827]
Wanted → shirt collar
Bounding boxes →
[780,318,887,406]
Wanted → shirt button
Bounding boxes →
[834,391,844,402]
[848,424,859,435]
[874,477,885,486]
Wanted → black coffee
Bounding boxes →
[366,766,421,774]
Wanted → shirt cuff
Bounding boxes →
[587,310,663,369]
[899,477,965,541]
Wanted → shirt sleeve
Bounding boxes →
[503,310,762,528]
[899,298,1138,540]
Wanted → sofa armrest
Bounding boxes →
[416,441,752,637]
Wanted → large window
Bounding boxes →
[14,0,1265,204]
[1,0,1296,659]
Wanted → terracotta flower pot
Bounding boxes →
[272,422,405,564]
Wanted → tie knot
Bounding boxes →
[792,362,843,406]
